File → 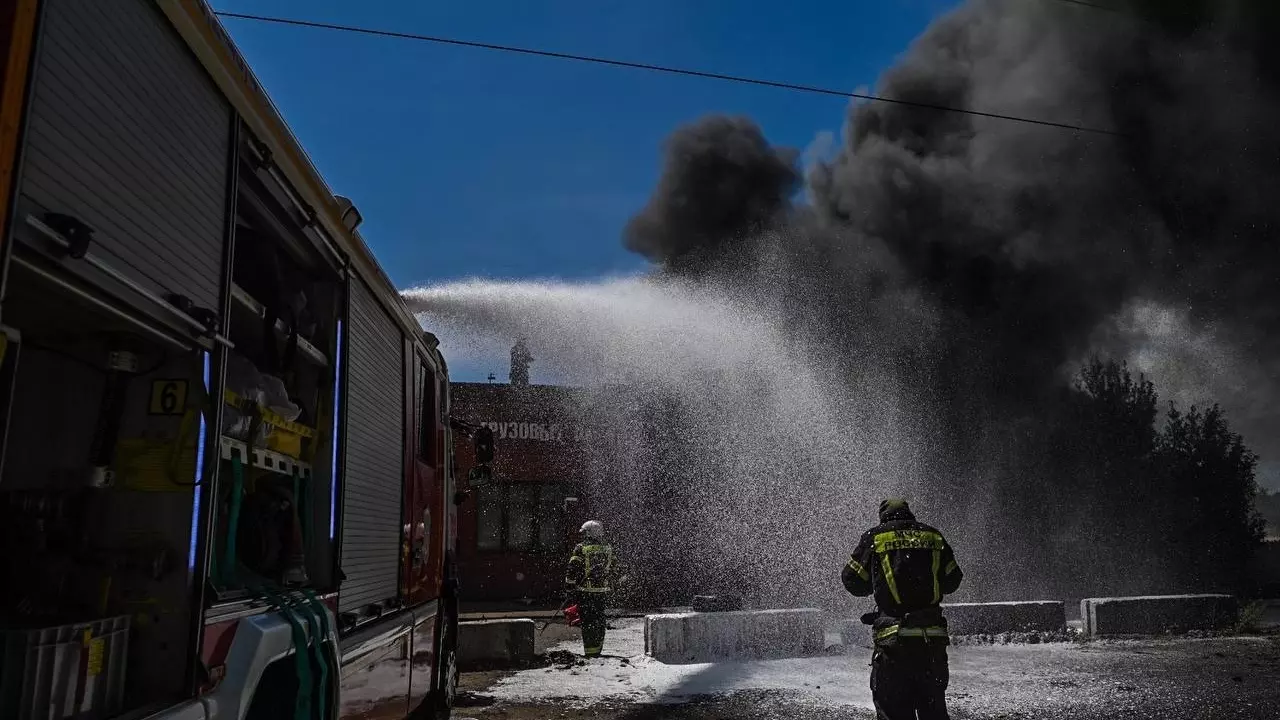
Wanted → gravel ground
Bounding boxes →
[455,617,1280,719]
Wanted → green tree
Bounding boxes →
[1073,358,1159,473]
[996,358,1265,597]
[1058,359,1271,593]
[1065,359,1162,590]
[1155,404,1266,591]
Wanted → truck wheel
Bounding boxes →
[434,604,459,719]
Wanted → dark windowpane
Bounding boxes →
[475,481,576,551]
[476,486,502,550]
[507,484,536,550]
[538,484,568,550]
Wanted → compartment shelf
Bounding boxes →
[219,435,312,480]
[229,282,328,366]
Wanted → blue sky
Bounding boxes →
[217,0,959,380]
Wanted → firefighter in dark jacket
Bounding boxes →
[565,520,619,658]
[842,499,964,720]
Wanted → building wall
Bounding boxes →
[450,382,589,605]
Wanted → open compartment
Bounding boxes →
[207,135,344,601]
[0,249,207,717]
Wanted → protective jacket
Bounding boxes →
[565,540,619,658]
[842,507,963,620]
[565,540,618,594]
[845,501,959,719]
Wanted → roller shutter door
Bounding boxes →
[16,0,230,313]
[340,276,405,613]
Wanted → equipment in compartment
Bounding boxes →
[215,201,339,595]
[215,350,318,590]
[0,615,130,720]
[214,453,314,589]
[230,283,327,368]
[231,225,331,377]
[1,490,92,617]
[0,304,201,709]
[221,352,304,450]
[87,348,141,489]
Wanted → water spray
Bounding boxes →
[406,276,922,609]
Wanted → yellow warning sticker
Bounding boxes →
[148,379,189,416]
[114,438,198,492]
[87,637,105,677]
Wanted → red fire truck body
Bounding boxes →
[0,2,481,718]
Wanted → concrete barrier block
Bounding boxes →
[645,609,824,664]
[838,601,1065,645]
[1081,594,1238,636]
[458,619,536,670]
[942,601,1066,635]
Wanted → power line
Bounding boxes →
[1043,0,1124,11]
[213,11,1122,137]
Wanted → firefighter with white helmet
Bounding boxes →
[565,519,620,657]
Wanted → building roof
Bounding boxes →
[450,382,587,424]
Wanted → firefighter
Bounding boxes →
[842,499,963,720]
[565,520,618,658]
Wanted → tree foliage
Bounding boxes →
[1061,358,1266,594]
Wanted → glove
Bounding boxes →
[860,611,881,626]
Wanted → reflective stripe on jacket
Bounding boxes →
[841,519,963,617]
[566,542,616,593]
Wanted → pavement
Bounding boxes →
[455,613,1280,719]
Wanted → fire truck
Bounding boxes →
[0,1,492,718]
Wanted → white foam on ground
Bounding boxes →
[485,618,875,708]
[478,618,1280,713]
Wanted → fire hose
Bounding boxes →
[539,596,581,634]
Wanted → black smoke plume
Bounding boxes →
[620,0,1280,598]
[623,116,801,274]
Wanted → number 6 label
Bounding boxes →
[148,379,189,416]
